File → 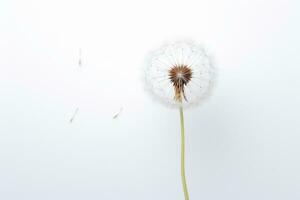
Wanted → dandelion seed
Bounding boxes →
[113,107,123,119]
[69,107,79,123]
[78,48,82,67]
[144,41,216,200]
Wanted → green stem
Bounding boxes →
[179,106,189,200]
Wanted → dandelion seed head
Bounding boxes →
[144,41,216,108]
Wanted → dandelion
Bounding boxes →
[144,41,215,200]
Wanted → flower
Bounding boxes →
[145,41,215,108]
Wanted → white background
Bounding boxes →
[1,0,300,199]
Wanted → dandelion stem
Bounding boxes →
[179,105,189,200]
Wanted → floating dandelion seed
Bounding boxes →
[78,48,82,67]
[69,107,79,123]
[113,107,123,119]
[144,41,215,200]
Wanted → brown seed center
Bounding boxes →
[168,65,192,102]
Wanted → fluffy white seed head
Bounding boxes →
[144,41,216,108]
